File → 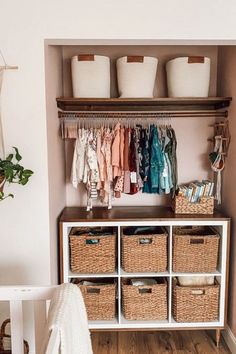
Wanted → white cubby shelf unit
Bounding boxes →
[59,207,230,331]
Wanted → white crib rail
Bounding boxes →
[0,286,57,354]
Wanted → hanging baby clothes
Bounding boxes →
[84,129,100,211]
[114,125,125,198]
[70,120,178,210]
[101,127,113,209]
[71,128,88,188]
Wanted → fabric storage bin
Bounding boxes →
[173,278,219,322]
[122,278,167,320]
[173,195,214,214]
[116,56,158,98]
[73,279,116,320]
[172,226,220,273]
[71,55,110,98]
[121,226,168,273]
[69,227,116,273]
[166,56,210,97]
[178,276,215,287]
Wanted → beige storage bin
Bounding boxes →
[121,226,168,273]
[173,278,219,322]
[166,56,210,97]
[172,226,219,273]
[71,54,110,98]
[122,278,168,320]
[74,279,116,320]
[116,56,158,98]
[69,227,116,274]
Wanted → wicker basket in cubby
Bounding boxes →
[173,278,220,322]
[122,278,168,320]
[121,226,168,273]
[69,227,116,274]
[74,279,116,321]
[172,226,220,273]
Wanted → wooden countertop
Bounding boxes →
[59,206,230,222]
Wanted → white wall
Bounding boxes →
[1,1,236,346]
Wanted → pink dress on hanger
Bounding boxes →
[114,125,125,198]
[101,128,113,209]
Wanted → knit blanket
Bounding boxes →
[44,283,93,354]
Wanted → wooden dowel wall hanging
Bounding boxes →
[0,50,18,158]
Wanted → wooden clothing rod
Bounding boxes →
[58,110,228,119]
[0,65,18,70]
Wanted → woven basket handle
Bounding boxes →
[0,319,10,350]
[191,289,205,295]
[0,319,10,337]
[87,288,100,294]
[85,239,100,245]
[0,319,29,354]
[190,238,205,245]
[139,238,153,245]
[138,288,152,294]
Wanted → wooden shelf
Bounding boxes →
[57,97,232,112]
[59,206,229,223]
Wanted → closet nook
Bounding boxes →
[46,43,233,347]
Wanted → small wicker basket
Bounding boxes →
[172,226,219,273]
[173,195,214,215]
[173,278,220,322]
[69,227,116,274]
[121,227,168,273]
[74,279,116,321]
[122,278,168,320]
[0,319,29,354]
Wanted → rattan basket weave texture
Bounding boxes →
[75,280,116,321]
[173,279,219,322]
[0,319,29,354]
[121,227,168,273]
[122,278,168,320]
[69,227,116,273]
[174,196,214,214]
[172,226,219,273]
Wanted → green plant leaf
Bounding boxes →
[19,178,29,186]
[13,147,22,162]
[22,169,34,177]
[0,147,33,201]
[6,154,13,161]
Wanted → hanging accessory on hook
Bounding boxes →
[209,135,225,205]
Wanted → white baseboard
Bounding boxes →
[223,326,236,354]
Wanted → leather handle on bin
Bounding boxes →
[78,54,95,61]
[127,56,144,63]
[188,56,205,64]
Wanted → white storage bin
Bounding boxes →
[166,56,211,97]
[178,276,215,287]
[116,56,158,98]
[71,54,110,98]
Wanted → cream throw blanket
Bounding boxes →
[44,283,93,354]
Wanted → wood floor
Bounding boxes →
[91,331,231,354]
